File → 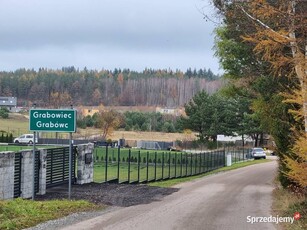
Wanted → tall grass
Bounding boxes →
[272,186,306,230]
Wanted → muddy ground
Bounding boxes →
[35,183,179,207]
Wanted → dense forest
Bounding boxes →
[0,67,222,107]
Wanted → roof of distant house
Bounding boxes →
[0,97,17,106]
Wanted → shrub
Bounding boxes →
[0,132,4,142]
[0,132,12,143]
[0,107,9,119]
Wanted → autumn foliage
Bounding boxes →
[213,0,307,188]
[96,109,123,140]
[284,132,307,188]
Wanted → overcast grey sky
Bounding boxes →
[0,0,221,74]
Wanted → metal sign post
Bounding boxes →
[69,133,72,199]
[32,104,36,200]
[32,131,36,200]
[68,105,73,200]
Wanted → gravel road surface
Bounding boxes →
[58,161,277,230]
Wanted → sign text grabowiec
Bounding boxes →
[29,109,76,132]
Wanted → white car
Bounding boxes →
[14,134,37,144]
[250,148,266,159]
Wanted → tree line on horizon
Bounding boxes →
[0,67,222,108]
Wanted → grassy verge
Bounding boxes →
[272,185,306,230]
[93,162,221,183]
[0,198,103,230]
[93,148,226,183]
[149,159,270,187]
[0,145,58,152]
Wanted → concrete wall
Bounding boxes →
[0,143,94,200]
[0,151,15,200]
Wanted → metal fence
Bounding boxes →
[93,146,237,184]
[46,147,77,188]
[226,146,252,164]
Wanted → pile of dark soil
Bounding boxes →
[35,183,179,207]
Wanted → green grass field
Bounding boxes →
[0,145,33,152]
[0,145,59,152]
[92,147,225,183]
[93,162,220,183]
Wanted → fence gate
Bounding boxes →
[46,147,76,188]
[14,150,40,198]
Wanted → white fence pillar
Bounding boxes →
[227,152,232,167]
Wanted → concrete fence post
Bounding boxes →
[227,152,232,167]
[20,150,34,199]
[0,151,15,200]
[76,143,94,184]
[19,149,48,198]
[38,149,47,195]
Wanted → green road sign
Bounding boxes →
[29,109,76,132]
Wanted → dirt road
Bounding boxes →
[61,161,277,230]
